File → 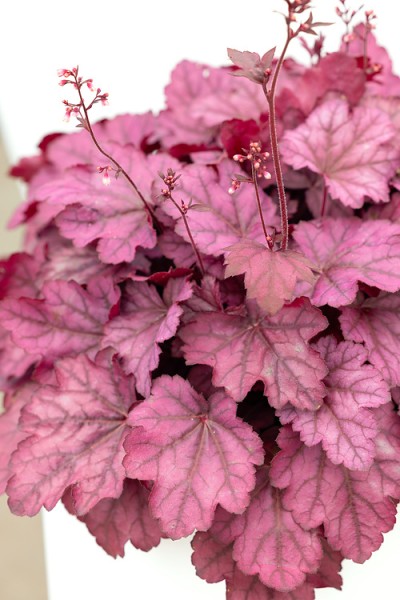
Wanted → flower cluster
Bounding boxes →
[2,2,400,599]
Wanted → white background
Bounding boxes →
[1,1,400,598]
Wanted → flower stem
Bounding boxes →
[263,32,292,251]
[251,162,274,249]
[169,195,205,276]
[75,79,159,227]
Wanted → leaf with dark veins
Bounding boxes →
[278,337,390,470]
[340,292,400,387]
[6,353,136,516]
[161,160,278,257]
[369,403,400,498]
[307,538,343,590]
[270,428,397,563]
[227,566,316,600]
[180,299,328,410]
[0,278,119,361]
[102,277,192,396]
[72,479,163,557]
[232,469,322,592]
[281,99,398,208]
[123,375,264,539]
[225,240,317,315]
[191,531,234,583]
[294,218,400,307]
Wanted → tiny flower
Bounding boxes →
[57,68,72,78]
[228,178,241,194]
[87,79,95,91]
[59,79,70,87]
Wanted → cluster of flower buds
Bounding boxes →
[229,142,272,194]
[96,165,118,186]
[57,66,109,124]
[365,9,377,31]
[159,168,181,200]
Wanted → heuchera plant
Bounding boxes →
[2,0,400,597]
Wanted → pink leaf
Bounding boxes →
[0,278,119,361]
[227,47,275,84]
[307,539,343,590]
[180,299,328,410]
[281,99,398,208]
[7,353,136,516]
[124,375,264,539]
[227,566,315,600]
[224,240,317,315]
[72,479,162,557]
[161,161,278,257]
[369,403,400,497]
[232,469,322,592]
[270,429,397,563]
[278,337,390,470]
[102,277,192,396]
[191,531,234,583]
[294,218,400,307]
[340,292,400,387]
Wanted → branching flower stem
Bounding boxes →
[262,33,292,251]
[251,162,274,250]
[168,194,205,276]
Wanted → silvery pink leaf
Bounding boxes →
[293,218,400,307]
[278,337,390,470]
[281,99,398,208]
[232,469,322,592]
[6,353,136,516]
[180,299,327,410]
[124,376,264,539]
[340,292,400,387]
[161,160,278,257]
[224,240,317,315]
[368,403,400,497]
[270,428,397,563]
[72,479,162,557]
[102,277,192,397]
[0,277,119,361]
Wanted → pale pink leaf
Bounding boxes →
[124,375,264,539]
[278,337,390,470]
[369,403,400,498]
[232,469,322,592]
[225,240,317,315]
[307,539,343,590]
[180,299,328,410]
[270,429,397,563]
[102,277,192,396]
[7,353,136,516]
[340,292,400,387]
[227,47,275,84]
[293,218,400,307]
[74,479,162,557]
[281,99,397,208]
[161,160,278,257]
[0,278,119,360]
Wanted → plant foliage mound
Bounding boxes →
[2,1,400,597]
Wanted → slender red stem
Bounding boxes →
[251,162,274,249]
[169,195,205,276]
[263,32,292,251]
[75,78,159,226]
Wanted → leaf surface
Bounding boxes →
[7,353,136,516]
[124,375,264,539]
[180,299,327,409]
[294,218,400,307]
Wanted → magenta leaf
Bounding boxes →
[340,292,400,387]
[124,375,264,539]
[72,479,163,557]
[293,218,400,307]
[180,299,328,410]
[281,99,398,208]
[102,277,192,396]
[191,531,234,583]
[227,566,315,600]
[307,539,343,590]
[225,240,317,315]
[278,337,390,470]
[0,278,119,361]
[161,161,278,257]
[232,469,322,592]
[270,428,397,563]
[6,353,136,516]
[227,47,275,84]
